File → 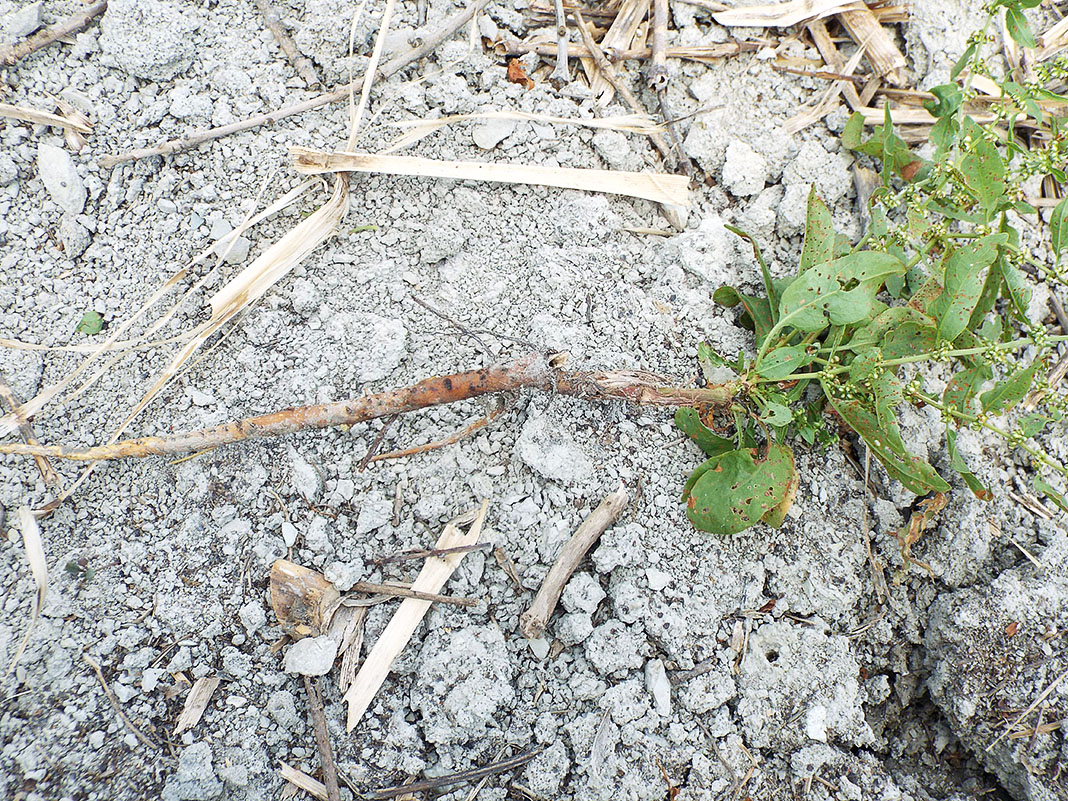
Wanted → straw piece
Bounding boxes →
[837,6,906,86]
[0,102,93,133]
[713,0,863,28]
[1037,16,1068,62]
[255,0,320,87]
[0,0,107,66]
[383,110,660,153]
[856,106,996,127]
[493,38,762,63]
[290,148,690,206]
[584,0,650,104]
[344,501,488,730]
[279,762,329,801]
[173,677,221,736]
[4,506,48,678]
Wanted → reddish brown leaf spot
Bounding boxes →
[901,160,922,182]
[506,59,534,89]
[1005,621,1019,638]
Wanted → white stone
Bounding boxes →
[283,635,338,675]
[472,117,515,150]
[2,2,43,41]
[721,140,767,196]
[37,144,86,216]
[516,412,593,484]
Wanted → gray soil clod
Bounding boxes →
[0,1,1065,800]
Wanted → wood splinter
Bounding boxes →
[520,488,628,640]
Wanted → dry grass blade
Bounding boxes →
[4,506,48,678]
[713,0,863,28]
[584,0,650,104]
[344,501,489,730]
[837,6,905,85]
[856,106,997,127]
[384,110,660,152]
[0,102,93,133]
[987,667,1068,751]
[173,677,221,736]
[1038,17,1068,62]
[279,762,329,801]
[291,148,690,206]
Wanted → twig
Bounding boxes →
[0,375,62,493]
[98,0,488,166]
[493,38,762,62]
[303,675,341,801]
[375,541,491,564]
[550,0,571,86]
[256,0,320,88]
[369,403,507,463]
[0,353,737,461]
[571,10,676,170]
[520,488,628,639]
[645,0,668,92]
[412,295,490,352]
[0,1,107,67]
[368,747,544,799]
[347,580,479,607]
[82,652,158,750]
[356,414,398,471]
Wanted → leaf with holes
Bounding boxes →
[980,359,1040,414]
[943,364,992,418]
[1051,198,1067,256]
[826,392,951,494]
[682,444,796,535]
[675,407,736,458]
[930,235,1006,342]
[756,345,816,381]
[777,251,906,332]
[799,188,835,274]
[960,119,1005,213]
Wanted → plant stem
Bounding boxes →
[0,355,737,461]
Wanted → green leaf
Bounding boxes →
[826,391,951,494]
[1034,475,1068,515]
[1051,198,1068,255]
[923,84,964,118]
[755,345,816,380]
[848,306,936,352]
[999,258,1032,320]
[931,234,1007,342]
[1005,6,1036,48]
[714,286,776,348]
[76,311,103,334]
[950,42,977,80]
[848,349,883,383]
[799,187,836,274]
[760,401,794,427]
[960,120,1006,212]
[946,428,993,500]
[725,224,779,323]
[943,364,992,417]
[777,251,907,332]
[980,359,1040,414]
[880,321,938,360]
[674,407,736,458]
[682,444,797,535]
[873,372,903,430]
[1019,413,1051,438]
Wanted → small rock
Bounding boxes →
[561,573,606,615]
[645,567,671,591]
[516,412,593,484]
[238,600,266,635]
[38,144,86,216]
[645,658,672,716]
[527,637,550,659]
[356,494,392,535]
[288,447,322,501]
[213,235,251,264]
[141,668,165,693]
[281,520,298,548]
[161,742,223,801]
[2,2,44,41]
[58,214,91,259]
[99,0,196,81]
[721,140,767,196]
[472,117,515,150]
[283,635,338,676]
[0,153,18,185]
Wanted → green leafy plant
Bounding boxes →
[677,2,1068,535]
[75,310,103,335]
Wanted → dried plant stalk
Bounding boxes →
[837,6,906,86]
[0,0,107,66]
[0,102,93,133]
[520,488,628,639]
[584,0,650,103]
[344,502,488,730]
[713,0,862,28]
[173,677,221,736]
[290,148,690,206]
[0,354,737,462]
